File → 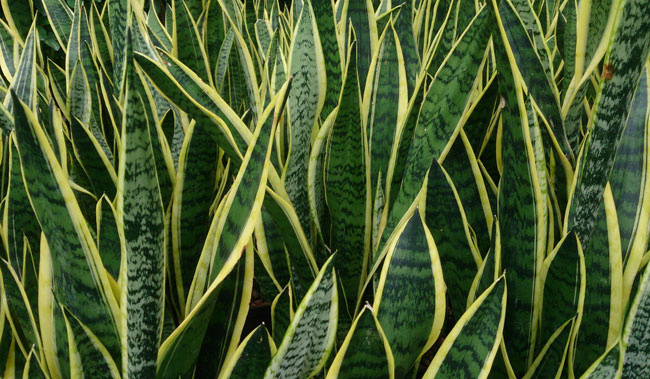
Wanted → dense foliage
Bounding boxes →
[0,0,649,378]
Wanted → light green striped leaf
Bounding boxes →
[286,0,325,238]
[3,21,36,113]
[621,259,650,377]
[423,276,506,378]
[580,342,622,379]
[116,50,166,376]
[374,210,446,377]
[264,254,338,379]
[108,0,130,93]
[41,0,73,51]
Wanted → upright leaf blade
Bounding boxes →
[264,255,338,379]
[423,277,507,379]
[116,56,166,376]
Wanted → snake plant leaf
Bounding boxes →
[307,98,334,254]
[325,42,370,315]
[204,0,225,72]
[621,260,650,377]
[262,190,318,299]
[22,348,45,379]
[12,92,121,364]
[272,284,293,342]
[134,50,248,161]
[41,0,73,51]
[173,0,212,84]
[216,28,236,92]
[425,159,480,321]
[220,0,262,120]
[580,342,622,379]
[37,235,70,379]
[427,0,455,76]
[108,0,129,93]
[374,210,446,377]
[326,305,395,379]
[264,254,338,379]
[218,324,276,379]
[195,243,254,377]
[259,207,292,292]
[567,0,650,249]
[157,83,284,378]
[66,1,89,85]
[96,197,121,280]
[171,119,218,307]
[3,21,36,113]
[146,4,172,52]
[157,231,253,378]
[423,276,506,379]
[61,306,120,378]
[346,0,377,91]
[496,0,571,161]
[91,3,114,77]
[492,3,548,372]
[68,61,117,199]
[610,68,648,264]
[369,20,407,198]
[116,58,166,377]
[286,0,325,238]
[392,0,417,97]
[255,19,272,60]
[6,137,40,274]
[313,0,342,117]
[0,20,18,81]
[523,318,574,379]
[206,84,290,286]
[378,7,489,255]
[0,260,41,356]
[0,0,32,41]
[573,188,621,375]
[539,233,585,350]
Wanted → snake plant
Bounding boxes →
[0,0,649,378]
